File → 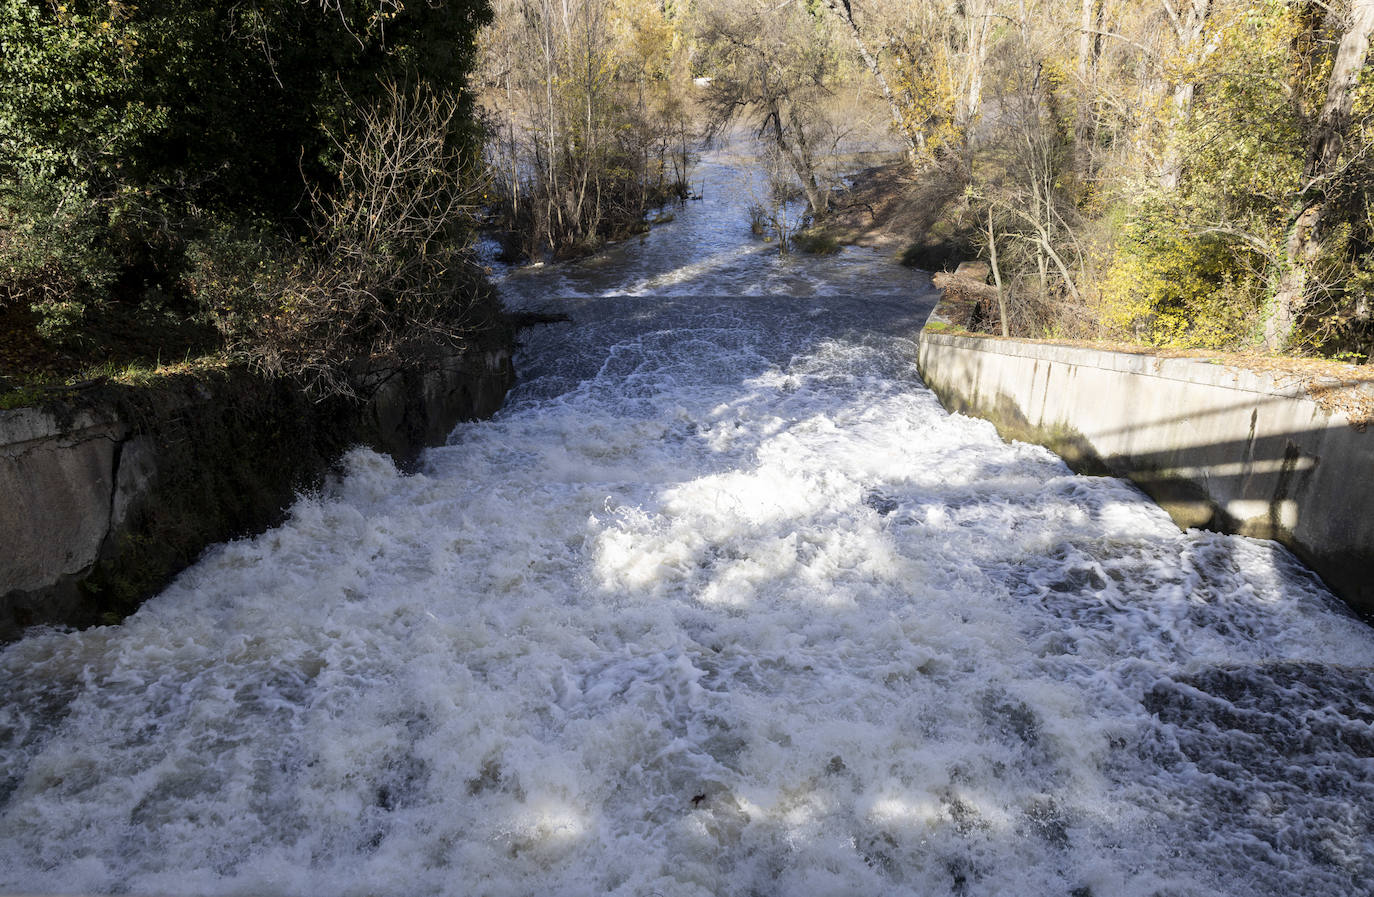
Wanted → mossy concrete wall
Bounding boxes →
[917,329,1374,616]
[0,348,514,638]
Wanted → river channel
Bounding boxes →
[2,147,1372,896]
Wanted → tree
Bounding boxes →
[1157,0,1214,190]
[1266,0,1374,350]
[813,0,995,177]
[477,0,693,259]
[0,1,491,219]
[816,0,920,161]
[696,0,843,217]
[1,0,495,369]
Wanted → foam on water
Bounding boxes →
[3,156,1373,896]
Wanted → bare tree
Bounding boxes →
[235,85,493,398]
[478,0,693,259]
[696,0,844,217]
[816,0,921,161]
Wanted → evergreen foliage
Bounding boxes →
[0,0,494,382]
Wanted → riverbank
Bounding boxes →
[804,160,977,271]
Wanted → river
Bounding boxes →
[2,147,1372,897]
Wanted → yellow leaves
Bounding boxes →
[1100,208,1270,350]
[889,42,960,163]
[1039,58,1069,94]
[608,0,677,80]
[1098,247,1160,336]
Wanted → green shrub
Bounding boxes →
[792,229,841,255]
[0,0,493,372]
[1099,200,1269,349]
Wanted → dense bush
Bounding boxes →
[222,86,499,397]
[1099,203,1268,349]
[0,0,494,382]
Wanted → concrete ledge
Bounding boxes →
[917,329,1374,616]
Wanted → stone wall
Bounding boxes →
[917,328,1374,617]
[0,348,514,638]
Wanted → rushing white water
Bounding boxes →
[3,150,1373,897]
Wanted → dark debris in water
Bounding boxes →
[863,490,900,517]
[1143,662,1374,768]
[506,310,573,330]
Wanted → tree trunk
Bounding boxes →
[1158,0,1212,191]
[1075,0,1098,151]
[818,1,920,162]
[765,103,825,217]
[988,209,1009,337]
[1307,0,1374,178]
[786,106,827,215]
[952,0,993,181]
[1265,0,1374,351]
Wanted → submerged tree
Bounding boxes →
[695,0,846,218]
[477,0,693,260]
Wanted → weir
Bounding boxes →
[2,149,1371,897]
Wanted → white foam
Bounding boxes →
[3,165,1372,897]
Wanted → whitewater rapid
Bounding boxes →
[2,152,1373,896]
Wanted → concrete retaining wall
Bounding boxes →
[0,348,514,638]
[917,329,1374,616]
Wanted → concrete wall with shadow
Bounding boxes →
[917,330,1374,617]
[0,348,515,639]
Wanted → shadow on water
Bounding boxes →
[970,380,1374,616]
